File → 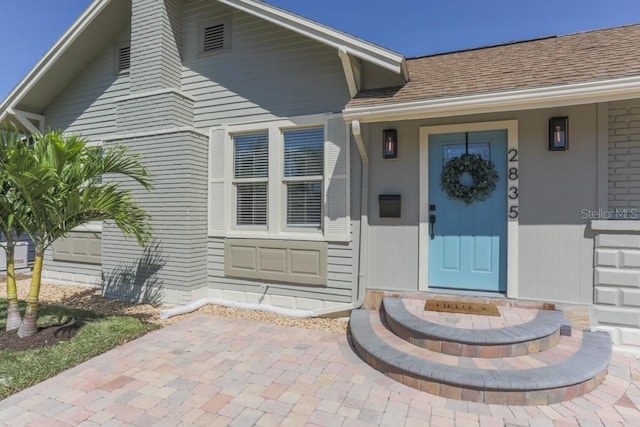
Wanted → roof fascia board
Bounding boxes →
[400,61,410,83]
[216,0,405,76]
[0,0,112,114]
[343,76,640,123]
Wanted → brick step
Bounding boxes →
[383,297,565,357]
[369,309,585,370]
[349,308,612,405]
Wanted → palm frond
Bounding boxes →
[1,127,153,251]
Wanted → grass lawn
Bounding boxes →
[0,299,158,400]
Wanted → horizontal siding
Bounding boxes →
[182,0,349,128]
[102,130,208,298]
[117,92,193,131]
[206,130,362,304]
[207,237,354,303]
[42,238,103,285]
[130,0,182,92]
[45,27,130,141]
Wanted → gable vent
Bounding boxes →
[204,24,225,52]
[118,46,131,72]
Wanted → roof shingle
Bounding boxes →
[347,24,640,108]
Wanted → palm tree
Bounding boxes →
[0,125,51,331]
[12,130,152,338]
[0,125,26,331]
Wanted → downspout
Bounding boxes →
[160,120,370,320]
[351,119,369,309]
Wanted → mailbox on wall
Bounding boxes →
[379,194,401,218]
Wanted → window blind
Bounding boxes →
[234,132,268,226]
[286,182,322,226]
[283,128,324,227]
[236,183,267,226]
[284,127,324,177]
[234,132,268,179]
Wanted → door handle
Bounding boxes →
[429,214,436,240]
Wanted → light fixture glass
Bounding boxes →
[549,117,568,151]
[383,129,397,158]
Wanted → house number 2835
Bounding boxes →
[508,148,519,219]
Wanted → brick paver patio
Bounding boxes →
[1,314,639,426]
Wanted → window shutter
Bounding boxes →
[209,127,227,235]
[324,115,350,242]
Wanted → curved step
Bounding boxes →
[349,309,612,405]
[367,310,582,370]
[383,297,563,356]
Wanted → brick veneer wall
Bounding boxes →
[593,99,640,348]
[608,100,640,211]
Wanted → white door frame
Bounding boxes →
[418,120,519,298]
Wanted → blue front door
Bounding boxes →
[428,131,507,292]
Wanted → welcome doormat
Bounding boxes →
[424,299,501,317]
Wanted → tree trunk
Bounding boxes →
[5,248,23,331]
[16,251,43,338]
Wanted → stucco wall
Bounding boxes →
[361,104,603,304]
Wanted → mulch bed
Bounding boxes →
[0,319,80,351]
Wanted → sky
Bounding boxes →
[1,0,639,101]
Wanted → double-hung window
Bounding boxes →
[283,128,324,229]
[233,132,268,227]
[209,114,349,241]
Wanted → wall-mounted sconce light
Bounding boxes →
[549,117,568,151]
[383,129,398,159]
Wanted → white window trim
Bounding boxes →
[280,125,324,233]
[230,130,269,230]
[281,174,324,233]
[215,113,332,240]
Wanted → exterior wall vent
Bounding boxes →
[118,45,131,72]
[198,17,231,56]
[203,24,225,52]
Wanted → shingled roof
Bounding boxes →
[347,24,640,108]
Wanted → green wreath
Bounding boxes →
[440,153,499,205]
